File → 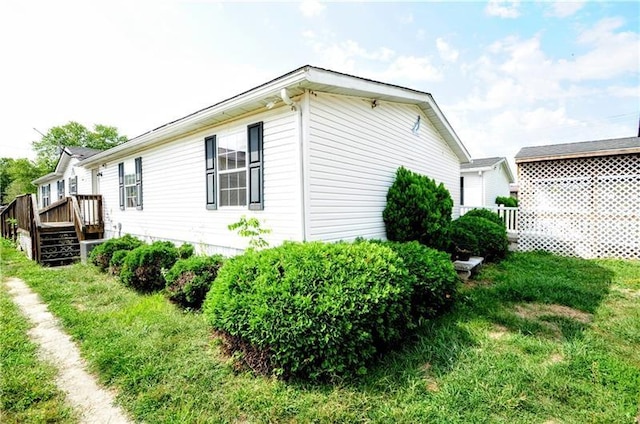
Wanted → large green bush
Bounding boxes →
[165,255,224,309]
[119,241,179,292]
[204,241,415,380]
[89,234,143,271]
[495,196,518,207]
[450,215,508,262]
[370,240,458,320]
[383,167,453,251]
[462,208,505,229]
[108,249,129,276]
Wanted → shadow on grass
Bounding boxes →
[316,251,615,392]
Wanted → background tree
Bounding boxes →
[32,121,128,171]
[0,158,46,204]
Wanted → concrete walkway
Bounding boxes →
[4,277,132,424]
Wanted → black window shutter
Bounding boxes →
[247,122,263,210]
[135,157,143,210]
[205,136,217,210]
[118,162,125,210]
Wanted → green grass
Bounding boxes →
[0,278,77,423]
[2,240,639,423]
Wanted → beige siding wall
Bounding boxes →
[99,106,302,255]
[306,92,461,242]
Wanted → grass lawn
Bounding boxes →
[1,240,639,423]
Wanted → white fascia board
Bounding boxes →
[32,171,62,185]
[79,69,309,167]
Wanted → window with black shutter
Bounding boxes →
[205,136,217,209]
[247,122,264,210]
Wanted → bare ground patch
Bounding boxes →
[514,303,592,324]
[488,324,509,340]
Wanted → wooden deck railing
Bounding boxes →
[0,194,40,260]
[1,194,104,261]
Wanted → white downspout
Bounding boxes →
[282,88,306,241]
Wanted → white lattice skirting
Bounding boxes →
[518,154,639,259]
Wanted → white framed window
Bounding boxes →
[41,184,50,207]
[204,122,263,210]
[118,157,143,210]
[217,132,247,207]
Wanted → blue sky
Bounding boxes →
[1,0,638,172]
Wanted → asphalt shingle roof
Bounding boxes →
[65,146,103,160]
[515,136,640,161]
[461,157,504,170]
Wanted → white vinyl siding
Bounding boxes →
[485,165,512,206]
[306,92,461,242]
[461,172,483,206]
[99,107,301,254]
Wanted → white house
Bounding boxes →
[33,147,102,208]
[75,65,471,255]
[460,157,514,207]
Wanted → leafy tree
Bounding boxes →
[32,121,127,171]
[0,158,46,204]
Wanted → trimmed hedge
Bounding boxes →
[495,196,518,207]
[89,234,143,271]
[204,241,415,380]
[450,215,508,262]
[178,243,195,259]
[119,241,179,292]
[370,240,458,320]
[383,166,453,251]
[108,249,129,276]
[165,255,225,309]
[462,208,505,229]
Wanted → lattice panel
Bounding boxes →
[518,154,640,259]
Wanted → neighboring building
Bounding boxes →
[33,147,102,208]
[515,136,640,259]
[460,157,514,207]
[76,65,471,255]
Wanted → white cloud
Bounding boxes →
[485,0,521,18]
[300,0,325,18]
[436,37,459,62]
[378,56,443,82]
[545,1,585,18]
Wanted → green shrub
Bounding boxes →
[89,234,144,271]
[383,166,452,251]
[373,241,458,320]
[119,241,179,292]
[451,216,508,262]
[448,222,479,258]
[108,249,129,276]
[165,255,225,309]
[204,241,414,381]
[178,243,195,259]
[462,208,505,229]
[495,196,518,207]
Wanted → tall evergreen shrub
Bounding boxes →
[383,166,453,251]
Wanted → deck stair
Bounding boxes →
[38,222,80,266]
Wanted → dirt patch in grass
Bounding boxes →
[420,363,439,392]
[488,324,509,340]
[514,303,592,324]
[463,279,493,289]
